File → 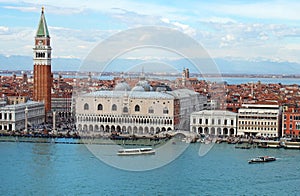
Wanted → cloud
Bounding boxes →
[194,20,300,63]
[0,0,299,65]
[0,26,9,34]
[2,3,87,15]
[199,17,236,24]
[205,1,300,21]
[2,5,38,12]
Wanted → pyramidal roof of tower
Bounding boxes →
[36,7,50,37]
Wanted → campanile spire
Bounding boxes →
[33,7,52,117]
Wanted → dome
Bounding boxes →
[114,82,131,91]
[131,85,145,92]
[136,80,152,91]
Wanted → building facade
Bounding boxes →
[237,104,281,137]
[51,97,73,119]
[75,81,207,135]
[282,106,300,137]
[190,110,237,136]
[33,7,52,115]
[0,101,45,131]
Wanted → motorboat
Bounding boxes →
[248,156,276,164]
[117,147,155,156]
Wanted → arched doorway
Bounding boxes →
[100,125,104,132]
[83,124,87,131]
[223,128,228,135]
[144,127,149,134]
[230,128,235,136]
[217,127,222,135]
[198,127,203,134]
[139,127,143,134]
[116,125,121,132]
[133,126,138,134]
[128,126,132,134]
[150,127,155,134]
[211,127,216,135]
[122,126,126,133]
[156,127,160,133]
[204,127,209,134]
[105,125,110,132]
[111,125,115,132]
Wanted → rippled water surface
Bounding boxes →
[1,141,300,195]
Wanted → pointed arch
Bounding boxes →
[135,105,140,112]
[97,104,103,110]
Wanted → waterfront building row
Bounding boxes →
[190,103,281,137]
[0,101,45,131]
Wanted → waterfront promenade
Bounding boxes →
[1,129,300,150]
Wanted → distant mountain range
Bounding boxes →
[0,55,81,72]
[0,54,299,75]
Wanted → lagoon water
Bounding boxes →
[1,141,300,195]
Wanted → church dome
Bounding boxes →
[131,85,145,92]
[136,80,152,91]
[114,82,131,91]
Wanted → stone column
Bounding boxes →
[53,110,57,134]
[24,107,28,133]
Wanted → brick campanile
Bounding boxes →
[33,7,52,116]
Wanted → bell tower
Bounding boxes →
[33,7,52,116]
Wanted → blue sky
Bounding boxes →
[0,0,299,64]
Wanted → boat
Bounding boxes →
[117,147,155,156]
[258,141,281,148]
[235,144,251,149]
[248,156,276,164]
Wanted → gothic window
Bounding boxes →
[163,107,169,114]
[84,103,89,110]
[135,105,140,112]
[112,104,117,111]
[148,107,154,114]
[123,107,128,113]
[97,104,103,111]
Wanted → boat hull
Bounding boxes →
[248,156,276,164]
[117,148,155,156]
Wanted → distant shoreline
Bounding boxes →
[1,70,300,79]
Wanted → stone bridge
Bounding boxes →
[168,130,198,138]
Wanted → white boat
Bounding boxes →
[117,147,155,156]
[248,156,276,164]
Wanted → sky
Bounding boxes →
[0,0,299,65]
